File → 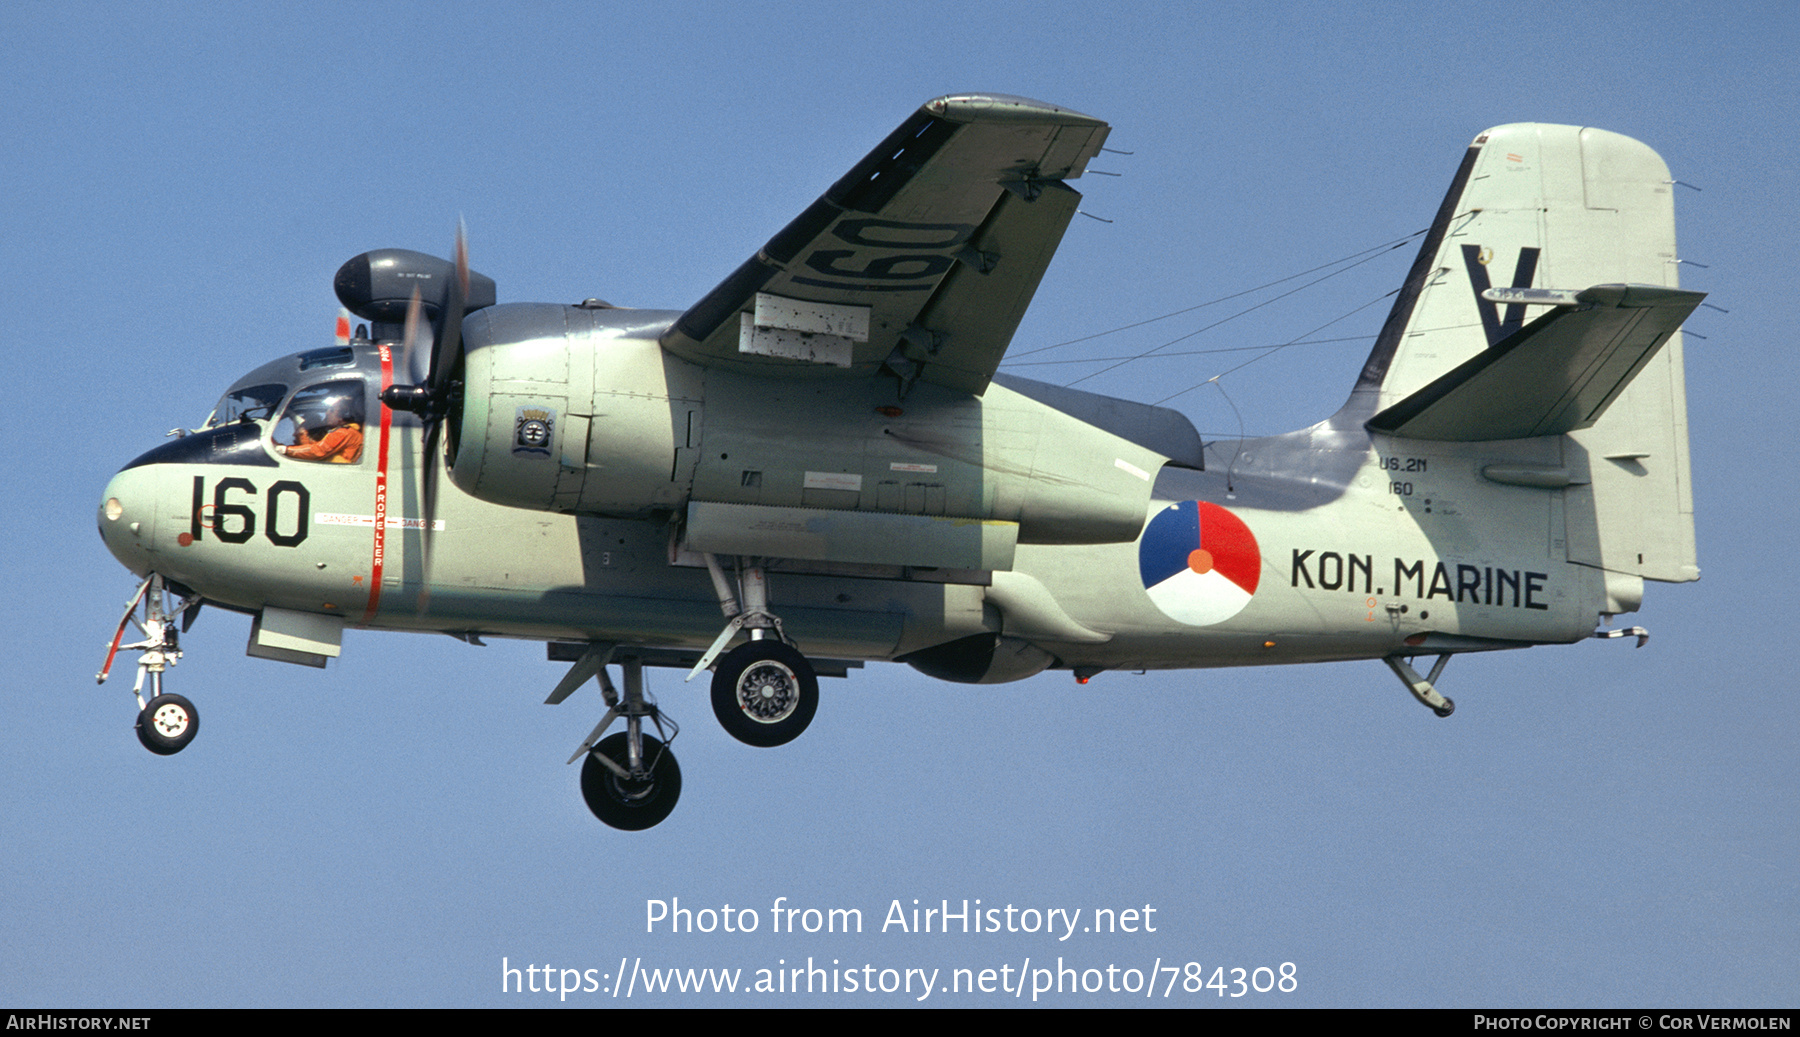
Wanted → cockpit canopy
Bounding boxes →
[123,343,393,473]
[203,345,363,430]
[206,383,286,428]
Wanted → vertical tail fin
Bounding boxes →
[1343,124,1699,604]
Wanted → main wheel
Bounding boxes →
[135,693,199,756]
[711,640,818,748]
[581,733,681,830]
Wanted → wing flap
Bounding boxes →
[1367,284,1705,441]
[660,94,1108,394]
[893,181,1081,394]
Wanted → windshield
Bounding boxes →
[205,383,288,428]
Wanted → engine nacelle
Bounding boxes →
[450,303,700,517]
[450,304,1168,556]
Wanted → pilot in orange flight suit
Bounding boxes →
[275,399,364,463]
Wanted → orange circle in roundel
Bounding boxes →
[1187,548,1214,574]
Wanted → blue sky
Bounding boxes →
[3,0,1794,1008]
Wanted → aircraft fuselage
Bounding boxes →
[99,320,1602,682]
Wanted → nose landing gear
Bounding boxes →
[100,574,203,755]
[580,732,682,831]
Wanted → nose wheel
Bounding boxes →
[136,693,200,755]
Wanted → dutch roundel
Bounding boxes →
[1138,501,1262,626]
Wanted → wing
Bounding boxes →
[658,94,1109,395]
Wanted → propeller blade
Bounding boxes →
[418,223,464,611]
[381,288,433,414]
[382,224,468,614]
[402,286,424,379]
[417,416,441,613]
[426,221,468,394]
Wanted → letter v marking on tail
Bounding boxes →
[1461,244,1541,344]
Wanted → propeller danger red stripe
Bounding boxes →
[362,344,394,623]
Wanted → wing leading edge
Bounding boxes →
[659,94,1110,395]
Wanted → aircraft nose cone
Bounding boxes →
[98,467,158,575]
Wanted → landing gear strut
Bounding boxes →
[565,652,682,830]
[100,574,203,754]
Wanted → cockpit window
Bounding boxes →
[297,346,357,371]
[272,380,366,464]
[205,383,288,429]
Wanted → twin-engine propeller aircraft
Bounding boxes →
[97,94,1702,830]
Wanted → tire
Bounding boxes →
[710,640,818,748]
[580,733,681,830]
[136,693,199,756]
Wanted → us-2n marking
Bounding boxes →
[189,475,310,547]
[1374,457,1427,496]
[1290,549,1549,610]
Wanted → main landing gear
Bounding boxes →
[552,557,824,831]
[99,574,203,755]
[687,555,819,749]
[709,640,818,748]
[562,650,683,831]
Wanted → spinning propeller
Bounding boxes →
[333,229,497,604]
[380,227,469,597]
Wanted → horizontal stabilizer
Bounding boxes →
[1367,284,1704,441]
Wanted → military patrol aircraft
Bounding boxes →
[96,94,1702,830]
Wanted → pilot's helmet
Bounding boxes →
[303,389,363,426]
